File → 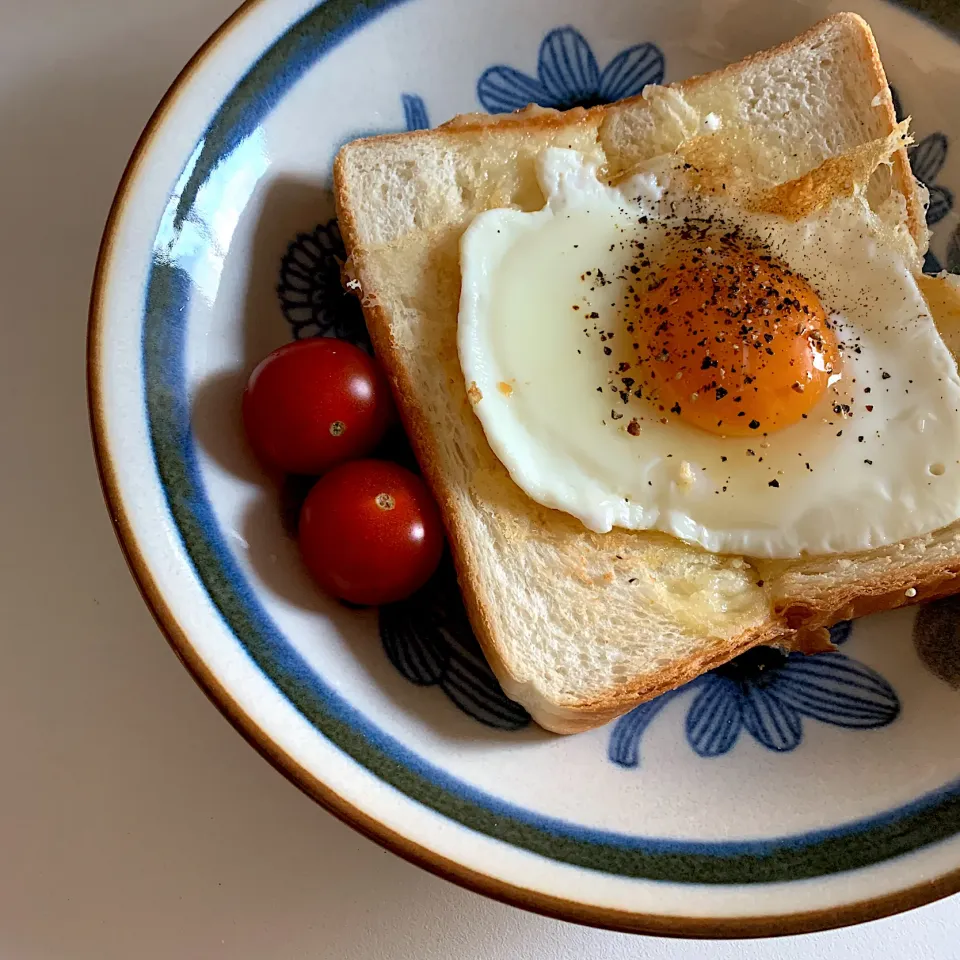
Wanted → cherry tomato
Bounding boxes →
[243,338,392,475]
[299,460,444,606]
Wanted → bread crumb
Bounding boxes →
[467,382,483,403]
[678,461,695,487]
[497,381,514,396]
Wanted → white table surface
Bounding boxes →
[3,0,960,956]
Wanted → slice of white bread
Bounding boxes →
[335,13,960,734]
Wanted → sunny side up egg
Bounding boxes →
[458,148,960,558]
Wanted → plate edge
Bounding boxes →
[84,0,960,936]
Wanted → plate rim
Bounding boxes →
[86,0,960,937]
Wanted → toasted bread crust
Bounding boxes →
[662,12,924,245]
[532,565,960,734]
[334,220,532,714]
[335,13,943,735]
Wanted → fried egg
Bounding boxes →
[458,148,960,558]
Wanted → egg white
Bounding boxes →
[458,148,960,558]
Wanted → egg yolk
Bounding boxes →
[630,246,841,436]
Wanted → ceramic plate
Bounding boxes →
[89,0,960,936]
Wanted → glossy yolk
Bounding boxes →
[630,246,840,436]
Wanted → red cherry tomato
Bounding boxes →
[299,460,444,606]
[243,338,392,475]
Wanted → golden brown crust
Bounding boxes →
[338,13,925,249]
[335,13,942,736]
[342,103,599,150]
[334,253,530,705]
[774,562,960,630]
[526,554,960,732]
[594,13,924,245]
[752,123,911,219]
[525,567,960,733]
[523,624,785,733]
[336,149,530,699]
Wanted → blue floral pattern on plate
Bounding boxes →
[277,219,371,347]
[380,557,531,729]
[400,92,430,131]
[609,622,900,768]
[278,95,430,345]
[477,27,664,113]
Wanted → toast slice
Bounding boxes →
[335,13,960,734]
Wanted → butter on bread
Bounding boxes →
[335,13,960,733]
